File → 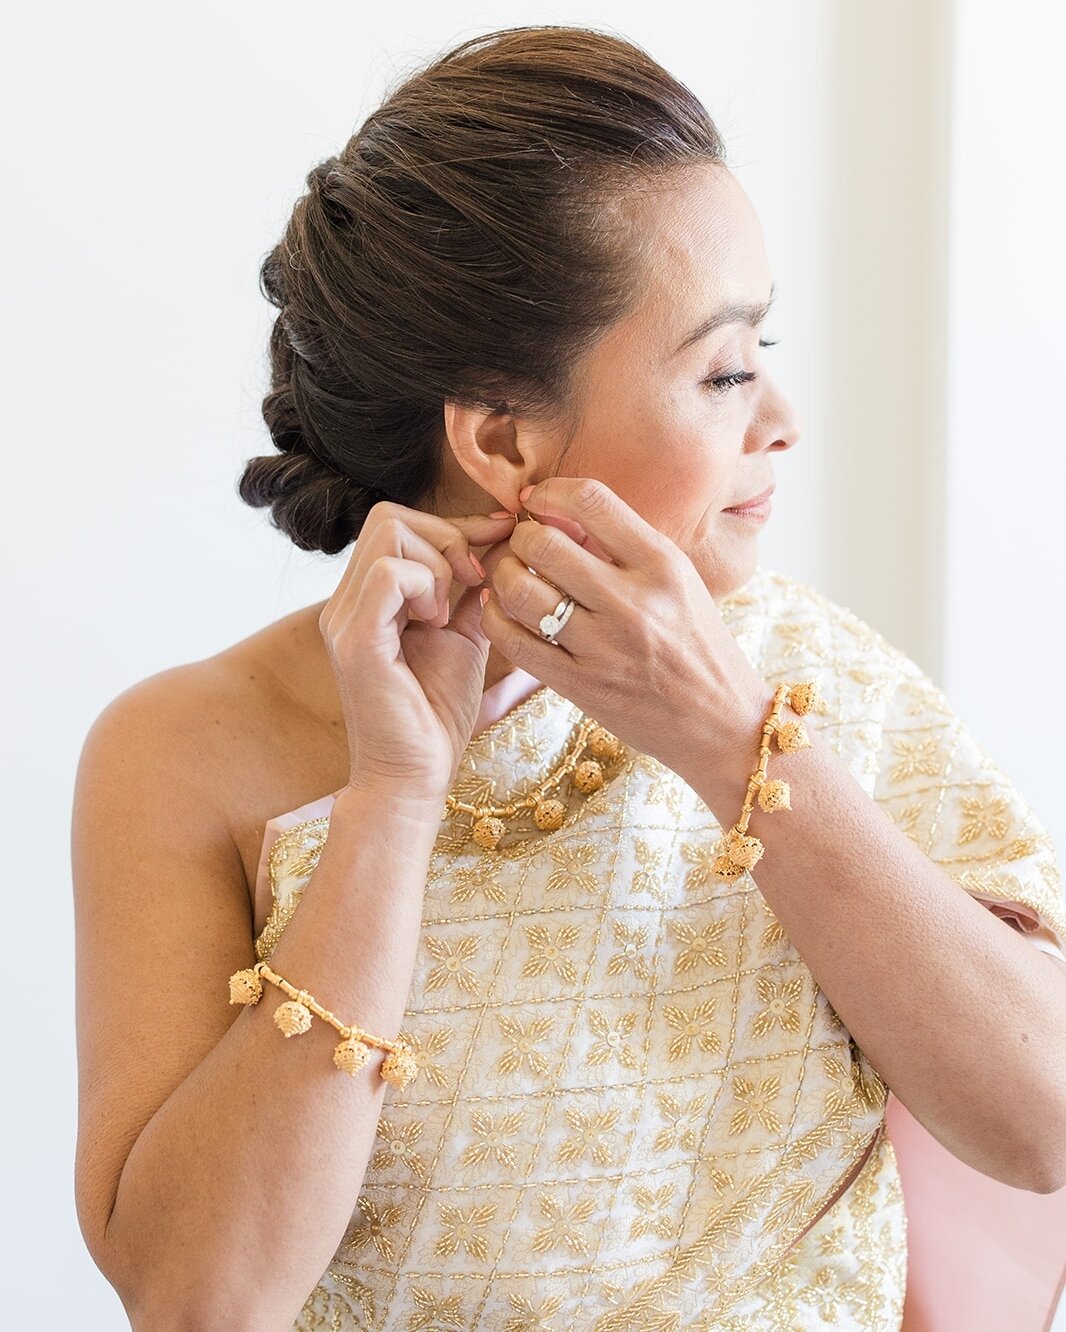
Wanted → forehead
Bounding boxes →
[615,163,771,340]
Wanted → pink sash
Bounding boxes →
[889,1087,1066,1331]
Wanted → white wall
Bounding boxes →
[4,1,1062,1324]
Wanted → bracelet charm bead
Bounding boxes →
[227,960,416,1088]
[710,678,821,884]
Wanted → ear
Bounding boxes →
[443,399,540,513]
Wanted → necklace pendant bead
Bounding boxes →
[472,815,506,850]
[573,758,605,794]
[588,726,623,760]
[533,797,567,830]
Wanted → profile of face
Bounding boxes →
[439,160,801,607]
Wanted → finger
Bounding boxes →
[360,555,440,637]
[481,584,581,676]
[501,520,615,613]
[359,501,517,586]
[491,561,592,653]
[518,478,666,568]
[376,524,460,626]
[446,578,491,649]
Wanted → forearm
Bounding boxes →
[106,785,442,1331]
[686,683,1066,1194]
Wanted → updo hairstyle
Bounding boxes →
[237,24,726,554]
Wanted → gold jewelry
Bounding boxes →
[227,960,417,1088]
[711,679,820,881]
[446,715,626,852]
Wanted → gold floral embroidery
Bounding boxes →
[587,1008,640,1069]
[497,1014,554,1076]
[729,1074,784,1135]
[530,1194,596,1257]
[370,1117,428,1179]
[501,1290,566,1331]
[423,934,480,994]
[751,975,805,1038]
[393,1026,453,1090]
[760,911,787,950]
[669,917,728,972]
[629,1182,677,1241]
[449,857,508,905]
[254,562,1065,1329]
[557,1105,623,1166]
[546,842,599,894]
[341,1195,406,1264]
[521,922,580,984]
[605,918,653,981]
[461,1109,524,1170]
[653,1090,708,1153]
[629,837,668,901]
[408,1287,466,1329]
[662,997,721,1060]
[434,1202,497,1260]
[677,840,719,895]
[958,791,1013,844]
[884,732,945,784]
[773,619,832,660]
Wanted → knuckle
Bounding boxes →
[572,477,610,516]
[519,521,554,564]
[377,513,406,546]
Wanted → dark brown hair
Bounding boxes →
[237,24,727,554]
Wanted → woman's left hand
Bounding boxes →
[477,476,774,781]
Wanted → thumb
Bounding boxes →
[446,580,491,648]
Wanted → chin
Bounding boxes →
[690,541,759,603]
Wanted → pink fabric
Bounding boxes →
[889,1082,1066,1332]
[252,666,1066,1327]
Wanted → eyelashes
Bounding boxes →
[702,338,780,395]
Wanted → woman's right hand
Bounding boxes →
[318,500,519,806]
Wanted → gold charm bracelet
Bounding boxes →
[227,960,417,1088]
[711,679,821,882]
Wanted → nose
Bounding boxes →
[754,377,801,453]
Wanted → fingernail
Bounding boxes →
[480,588,490,607]
[488,509,513,519]
[518,484,535,503]
[470,553,486,579]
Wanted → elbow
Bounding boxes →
[1027,1144,1066,1195]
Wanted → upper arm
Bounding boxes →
[71,664,254,1277]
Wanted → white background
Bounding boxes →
[4,0,1064,1325]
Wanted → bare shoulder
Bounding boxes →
[74,598,342,900]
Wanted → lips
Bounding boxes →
[726,482,775,511]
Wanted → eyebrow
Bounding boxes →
[671,282,777,356]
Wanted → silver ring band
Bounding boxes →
[539,595,576,645]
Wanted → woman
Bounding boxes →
[71,24,1066,1331]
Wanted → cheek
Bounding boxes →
[565,390,734,527]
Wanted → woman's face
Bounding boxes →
[442,161,800,604]
[548,161,800,600]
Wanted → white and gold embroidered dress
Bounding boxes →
[249,565,1066,1331]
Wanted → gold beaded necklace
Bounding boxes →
[444,715,626,852]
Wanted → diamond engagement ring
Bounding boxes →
[539,595,576,645]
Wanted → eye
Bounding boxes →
[701,339,779,395]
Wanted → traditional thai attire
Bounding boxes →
[250,564,1066,1330]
